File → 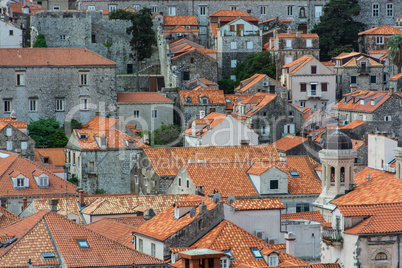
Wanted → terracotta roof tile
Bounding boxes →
[282,210,327,225]
[210,22,219,35]
[332,90,393,112]
[208,10,251,17]
[172,220,308,267]
[0,48,116,67]
[34,148,66,167]
[332,176,402,206]
[164,26,199,35]
[354,167,395,186]
[0,118,27,129]
[117,92,173,103]
[272,134,307,151]
[358,25,402,35]
[179,90,225,105]
[184,162,259,197]
[282,56,314,74]
[390,72,402,80]
[310,264,340,268]
[164,16,198,26]
[351,139,365,150]
[343,56,382,67]
[86,218,136,248]
[0,152,77,198]
[0,206,20,228]
[340,203,402,235]
[238,93,278,116]
[235,73,285,93]
[340,120,366,129]
[134,195,217,241]
[81,198,141,216]
[107,216,145,227]
[228,198,285,210]
[81,116,120,130]
[73,128,147,150]
[259,18,293,24]
[276,33,318,38]
[224,94,254,110]
[144,144,279,177]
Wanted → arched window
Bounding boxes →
[330,167,335,183]
[340,167,345,183]
[299,7,306,18]
[375,252,387,260]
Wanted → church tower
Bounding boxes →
[314,127,357,220]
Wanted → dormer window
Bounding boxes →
[78,133,88,140]
[268,253,279,266]
[184,96,192,103]
[33,171,49,187]
[200,96,209,104]
[223,250,235,261]
[100,135,107,147]
[11,172,28,189]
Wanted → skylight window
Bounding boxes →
[250,248,262,259]
[77,239,90,248]
[223,249,235,260]
[289,171,299,177]
[41,252,56,259]
[0,237,17,248]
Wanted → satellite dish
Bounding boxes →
[172,65,177,71]
[227,195,235,205]
[212,193,221,204]
[189,206,196,218]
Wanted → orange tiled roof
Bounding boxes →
[353,167,395,186]
[281,210,327,224]
[310,264,340,268]
[351,139,365,150]
[0,48,116,67]
[332,176,402,206]
[81,198,141,215]
[321,61,335,66]
[0,151,77,198]
[208,10,251,17]
[210,22,219,35]
[259,18,293,24]
[171,47,217,62]
[143,144,279,177]
[358,25,402,35]
[164,26,199,35]
[370,50,389,54]
[117,92,173,103]
[340,203,402,235]
[86,218,136,247]
[235,73,285,92]
[271,134,307,151]
[332,90,393,112]
[0,210,163,267]
[240,93,278,116]
[179,90,225,104]
[341,120,366,129]
[390,72,402,80]
[342,56,382,67]
[282,56,314,74]
[184,162,259,197]
[0,118,27,129]
[172,220,308,267]
[164,16,198,26]
[224,94,254,110]
[107,216,145,227]
[228,198,285,210]
[198,78,218,86]
[0,206,20,229]
[134,195,218,241]
[34,148,66,167]
[81,116,119,130]
[183,112,227,136]
[73,128,147,150]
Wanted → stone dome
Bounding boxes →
[324,127,353,150]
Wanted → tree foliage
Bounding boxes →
[126,8,156,62]
[388,34,402,70]
[33,33,47,48]
[312,0,365,61]
[109,9,135,20]
[218,77,237,94]
[28,118,68,148]
[142,122,182,146]
[232,50,276,82]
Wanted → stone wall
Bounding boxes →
[373,94,402,135]
[0,65,117,124]
[0,124,35,161]
[163,203,224,260]
[172,49,218,83]
[181,104,226,127]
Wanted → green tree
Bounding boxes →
[33,33,47,48]
[28,118,68,148]
[126,8,157,90]
[328,44,354,58]
[109,9,135,20]
[312,0,365,61]
[232,51,276,82]
[218,77,237,94]
[388,34,402,72]
[142,122,182,146]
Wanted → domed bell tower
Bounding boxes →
[316,127,357,207]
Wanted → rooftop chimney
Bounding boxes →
[198,200,207,214]
[22,198,27,211]
[48,199,59,212]
[10,110,16,120]
[77,188,85,206]
[240,140,250,146]
[390,87,394,95]
[285,232,296,256]
[296,32,301,38]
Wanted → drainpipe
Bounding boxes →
[398,234,400,268]
[312,233,315,259]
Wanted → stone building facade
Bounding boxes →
[171,48,218,83]
[235,73,287,96]
[332,52,385,97]
[216,18,262,80]
[0,122,35,161]
[358,25,402,54]
[31,10,135,75]
[0,48,117,124]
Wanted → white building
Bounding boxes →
[0,21,22,48]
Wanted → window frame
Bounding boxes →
[16,72,25,86]
[199,6,206,15]
[168,6,176,16]
[321,82,327,92]
[152,110,158,119]
[287,6,293,16]
[270,180,279,189]
[79,72,89,86]
[370,75,377,84]
[231,59,237,68]
[386,3,393,17]
[376,36,384,44]
[80,98,89,111]
[231,41,237,50]
[246,41,253,49]
[260,6,266,15]
[77,239,90,248]
[300,83,307,92]
[151,243,156,257]
[55,98,64,111]
[350,76,357,84]
[4,100,11,113]
[29,99,37,112]
[372,4,379,17]
[311,65,317,74]
[108,4,117,12]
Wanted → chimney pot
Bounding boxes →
[48,199,59,212]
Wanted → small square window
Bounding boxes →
[109,4,116,12]
[321,83,327,92]
[88,5,95,10]
[370,75,377,84]
[133,110,139,118]
[231,41,237,50]
[350,76,357,84]
[231,60,237,68]
[77,239,89,248]
[290,171,299,177]
[9,30,13,36]
[287,6,293,16]
[151,6,157,12]
[60,34,66,40]
[21,141,28,150]
[80,98,89,110]
[246,41,253,49]
[311,66,317,74]
[270,180,278,189]
[300,83,306,92]
[231,6,237,10]
[41,252,56,259]
[169,6,176,16]
[376,36,383,44]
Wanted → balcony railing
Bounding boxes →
[358,66,370,74]
[307,89,321,98]
[322,226,343,244]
